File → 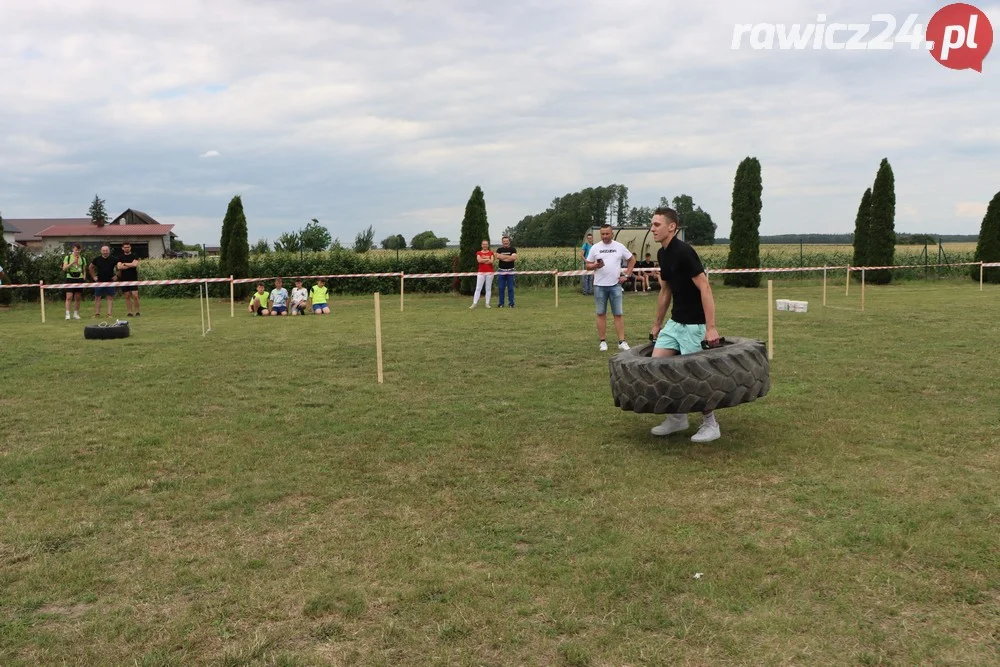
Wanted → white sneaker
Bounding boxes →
[598,341,608,352]
[691,420,721,443]
[618,341,630,351]
[486,303,491,309]
[65,313,71,320]
[469,304,477,309]
[73,312,81,320]
[651,414,688,436]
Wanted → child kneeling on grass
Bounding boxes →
[249,283,270,316]
[309,278,331,315]
[290,278,309,316]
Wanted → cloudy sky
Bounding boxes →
[2,0,997,245]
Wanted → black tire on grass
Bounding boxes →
[608,337,770,414]
[83,324,130,340]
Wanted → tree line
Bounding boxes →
[718,233,978,245]
[502,186,718,247]
[246,220,451,255]
[124,156,1000,300]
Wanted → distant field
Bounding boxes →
[357,243,977,260]
[117,244,979,296]
[148,244,978,269]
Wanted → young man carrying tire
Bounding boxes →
[648,207,722,443]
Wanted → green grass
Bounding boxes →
[1,279,999,665]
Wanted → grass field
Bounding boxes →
[2,278,998,665]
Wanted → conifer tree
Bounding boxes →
[724,157,763,287]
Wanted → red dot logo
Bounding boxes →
[927,3,993,71]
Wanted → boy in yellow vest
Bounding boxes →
[309,278,331,314]
[248,282,270,316]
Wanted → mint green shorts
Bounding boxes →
[654,320,706,355]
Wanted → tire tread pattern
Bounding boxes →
[608,337,769,414]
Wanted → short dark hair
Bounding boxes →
[600,223,612,230]
[653,207,679,226]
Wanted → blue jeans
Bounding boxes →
[594,284,623,316]
[497,271,515,306]
[582,272,593,294]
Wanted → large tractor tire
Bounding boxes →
[83,323,130,340]
[609,337,769,414]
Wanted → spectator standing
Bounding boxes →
[89,245,118,318]
[117,242,141,316]
[585,224,634,351]
[62,244,86,320]
[580,232,594,295]
[496,236,518,308]
[470,240,495,309]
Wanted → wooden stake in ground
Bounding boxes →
[205,282,212,333]
[767,279,774,360]
[823,267,827,306]
[230,276,235,318]
[39,282,46,323]
[981,263,985,291]
[846,266,851,296]
[400,273,405,312]
[200,284,206,336]
[374,292,384,384]
[861,269,866,312]
[554,272,559,308]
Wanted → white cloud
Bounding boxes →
[0,0,997,244]
[955,202,988,219]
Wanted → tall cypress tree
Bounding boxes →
[867,158,896,284]
[457,186,490,295]
[972,191,1000,284]
[220,195,251,297]
[0,214,10,305]
[220,203,233,265]
[851,187,873,276]
[724,157,763,287]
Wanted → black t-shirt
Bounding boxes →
[496,245,516,269]
[637,260,655,269]
[658,238,706,324]
[118,253,138,281]
[91,255,119,282]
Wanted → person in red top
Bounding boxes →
[470,239,495,309]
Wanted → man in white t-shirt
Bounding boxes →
[585,223,635,352]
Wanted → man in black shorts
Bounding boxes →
[117,243,141,316]
[62,243,87,320]
[89,245,119,318]
[647,207,722,443]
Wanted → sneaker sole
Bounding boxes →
[651,421,689,436]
